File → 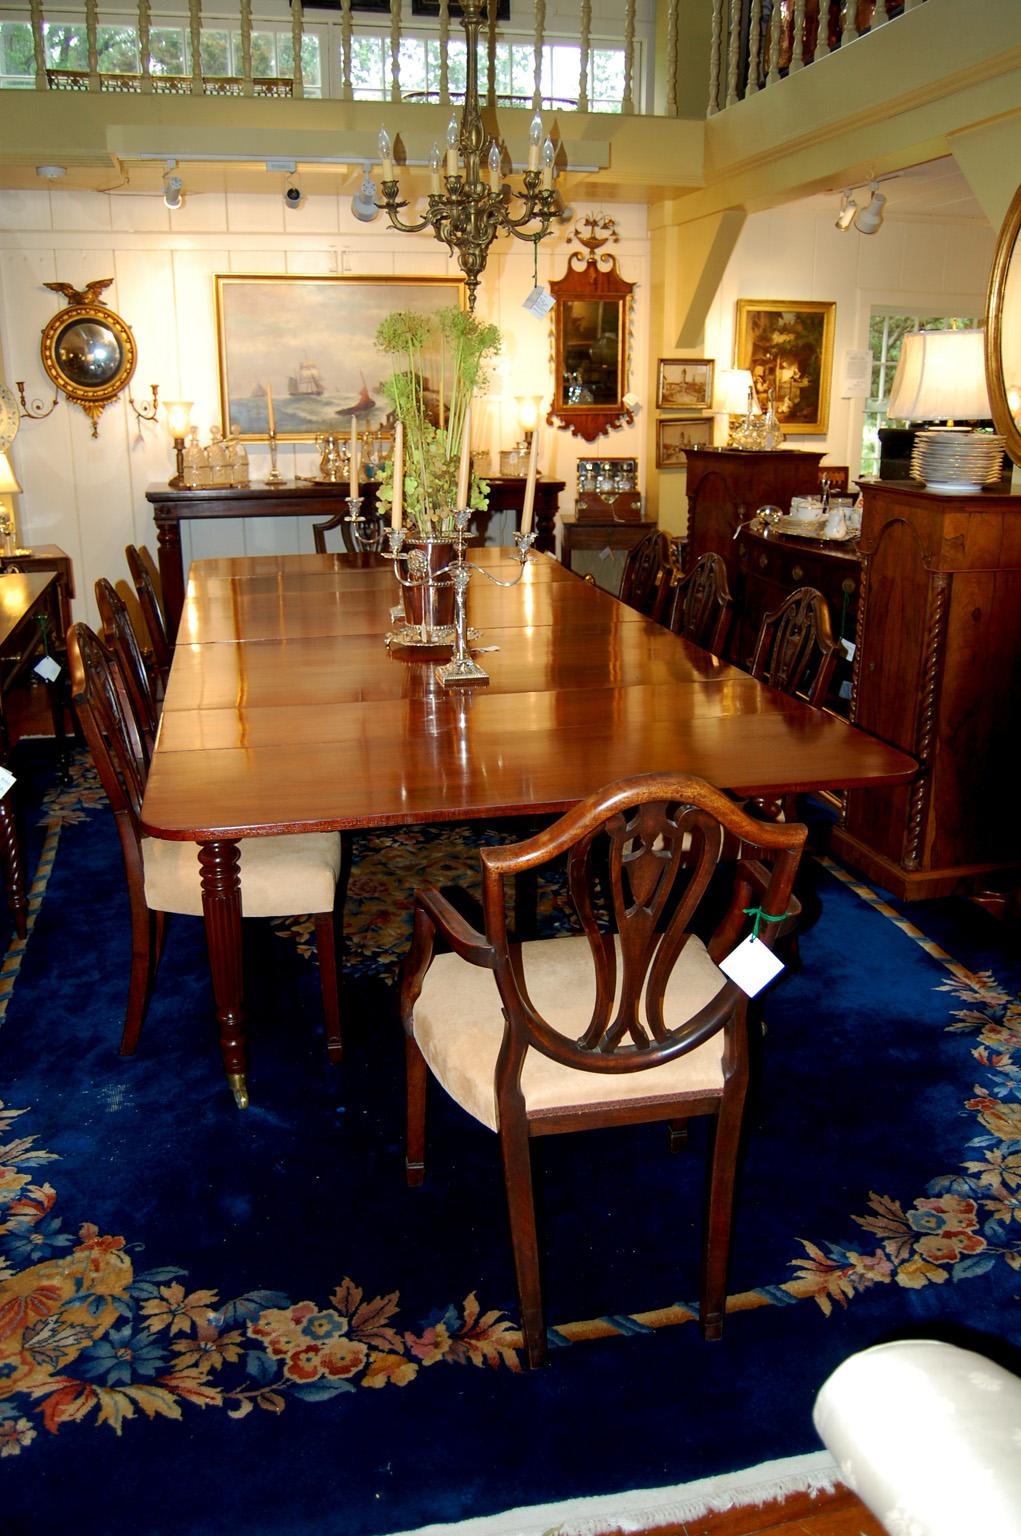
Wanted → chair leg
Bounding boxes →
[405,1031,428,1187]
[121,899,157,1056]
[500,1121,547,1369]
[700,1092,746,1341]
[314,911,342,1063]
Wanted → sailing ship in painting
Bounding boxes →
[232,370,380,436]
[288,360,325,396]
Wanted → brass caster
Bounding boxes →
[227,1072,250,1109]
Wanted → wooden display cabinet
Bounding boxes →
[831,480,1021,899]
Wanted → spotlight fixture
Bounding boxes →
[350,168,379,224]
[162,160,183,211]
[835,190,857,230]
[284,177,304,210]
[854,185,886,235]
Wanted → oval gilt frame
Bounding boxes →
[40,289,137,437]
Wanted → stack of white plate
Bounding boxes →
[910,429,1005,493]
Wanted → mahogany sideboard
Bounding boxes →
[147,476,564,639]
[831,480,1021,900]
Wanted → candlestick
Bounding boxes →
[521,424,538,536]
[266,383,276,437]
[456,405,472,509]
[391,421,404,530]
[349,414,358,497]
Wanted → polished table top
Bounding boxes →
[141,551,917,844]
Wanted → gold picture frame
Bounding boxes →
[215,274,465,442]
[656,358,714,411]
[735,299,836,434]
[656,415,714,467]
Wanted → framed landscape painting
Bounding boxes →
[735,299,836,434]
[657,358,714,410]
[656,415,714,467]
[215,274,464,441]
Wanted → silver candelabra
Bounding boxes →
[345,496,387,553]
[387,510,537,687]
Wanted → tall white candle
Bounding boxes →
[265,383,276,437]
[391,421,404,530]
[455,405,472,509]
[521,426,538,536]
[349,414,358,497]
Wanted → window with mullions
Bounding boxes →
[860,311,979,477]
[0,21,321,94]
[345,35,626,111]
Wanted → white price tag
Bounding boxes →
[34,655,62,683]
[0,765,16,797]
[719,934,785,998]
[523,285,555,317]
[840,637,856,661]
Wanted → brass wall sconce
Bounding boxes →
[129,384,161,424]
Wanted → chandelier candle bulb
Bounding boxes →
[488,142,502,193]
[349,415,358,496]
[521,425,538,536]
[541,138,555,191]
[430,143,442,194]
[265,383,276,437]
[379,127,394,182]
[391,421,404,530]
[446,116,459,178]
[528,113,543,172]
[456,406,472,509]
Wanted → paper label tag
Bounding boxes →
[719,934,785,998]
[841,637,856,661]
[523,285,555,317]
[0,765,16,796]
[34,655,61,682]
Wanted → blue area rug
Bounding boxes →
[1,746,1019,1534]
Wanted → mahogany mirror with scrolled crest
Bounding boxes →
[548,215,634,442]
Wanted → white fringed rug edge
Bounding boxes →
[390,1449,843,1536]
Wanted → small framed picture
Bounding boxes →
[656,358,715,411]
[656,416,714,467]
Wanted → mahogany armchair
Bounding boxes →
[618,528,672,615]
[95,577,160,762]
[68,622,345,1077]
[125,543,172,690]
[400,772,807,1368]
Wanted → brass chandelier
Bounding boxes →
[377,0,563,310]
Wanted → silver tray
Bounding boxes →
[385,624,481,650]
[779,521,857,543]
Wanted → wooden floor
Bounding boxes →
[603,1484,885,1536]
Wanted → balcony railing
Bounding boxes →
[0,0,651,114]
[708,0,927,113]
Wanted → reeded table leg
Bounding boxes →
[198,840,248,1108]
[0,789,27,939]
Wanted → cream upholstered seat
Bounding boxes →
[68,621,345,1074]
[414,932,727,1132]
[400,771,807,1369]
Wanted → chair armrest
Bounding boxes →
[399,886,497,1036]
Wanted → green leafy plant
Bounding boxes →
[375,305,501,535]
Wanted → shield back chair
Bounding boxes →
[125,543,172,690]
[68,622,344,1071]
[618,529,672,615]
[95,577,160,762]
[748,586,840,824]
[400,772,807,1369]
[652,551,735,655]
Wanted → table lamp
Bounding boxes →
[886,329,1003,492]
[715,368,760,446]
[0,449,24,557]
[164,400,193,489]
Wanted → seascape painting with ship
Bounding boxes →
[215,275,464,440]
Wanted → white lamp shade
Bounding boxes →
[715,368,761,415]
[886,330,991,422]
[0,450,22,495]
[163,400,193,439]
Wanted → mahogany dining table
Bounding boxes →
[141,548,917,1106]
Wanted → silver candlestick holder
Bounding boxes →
[345,496,386,553]
[264,430,286,487]
[387,511,536,687]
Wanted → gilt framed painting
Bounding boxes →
[215,274,465,442]
[656,358,714,411]
[735,299,836,434]
[655,415,714,466]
